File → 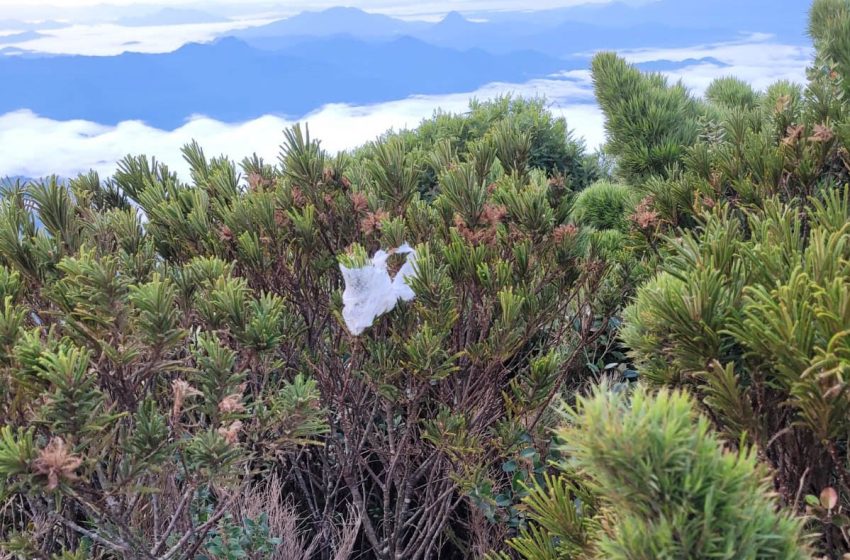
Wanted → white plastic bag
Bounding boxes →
[340,243,417,335]
[390,243,417,302]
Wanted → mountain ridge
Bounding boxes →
[0,35,576,128]
[231,6,783,58]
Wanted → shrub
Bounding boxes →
[810,0,850,103]
[371,96,596,196]
[621,190,850,554]
[494,384,810,560]
[0,117,621,559]
[598,2,850,556]
[569,181,636,232]
[569,385,809,559]
[591,52,703,183]
[705,76,761,110]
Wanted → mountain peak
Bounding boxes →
[317,6,370,17]
[440,11,469,25]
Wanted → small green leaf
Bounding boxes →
[519,447,537,459]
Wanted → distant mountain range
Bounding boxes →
[0,19,65,31]
[231,3,812,56]
[0,31,45,43]
[235,7,428,40]
[0,36,577,128]
[0,0,812,42]
[0,2,810,131]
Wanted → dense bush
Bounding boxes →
[367,96,598,197]
[704,76,761,110]
[495,385,810,559]
[602,0,850,556]
[591,52,703,183]
[622,188,850,555]
[0,102,622,559]
[5,0,850,558]
[569,181,636,232]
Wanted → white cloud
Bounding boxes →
[0,75,603,180]
[0,19,275,55]
[618,35,813,93]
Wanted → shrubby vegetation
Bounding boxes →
[569,181,635,232]
[0,99,625,560]
[602,0,850,556]
[495,386,811,559]
[1,0,850,558]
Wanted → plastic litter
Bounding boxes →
[340,243,417,335]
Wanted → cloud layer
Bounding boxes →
[0,35,811,181]
[619,34,812,91]
[0,75,602,180]
[0,19,274,55]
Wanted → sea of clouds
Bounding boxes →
[0,34,812,181]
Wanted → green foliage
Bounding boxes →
[364,135,421,212]
[370,96,596,195]
[198,513,282,560]
[498,385,810,560]
[569,181,636,232]
[561,385,810,559]
[501,471,600,560]
[584,228,629,263]
[592,52,703,182]
[622,189,850,547]
[569,4,850,557]
[810,0,850,100]
[609,3,850,556]
[36,344,109,439]
[0,95,619,559]
[621,188,850,553]
[705,76,761,110]
[0,427,36,483]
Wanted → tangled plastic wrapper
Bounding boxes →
[339,243,417,335]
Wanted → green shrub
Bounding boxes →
[598,3,850,556]
[567,385,810,559]
[622,187,850,556]
[705,76,761,110]
[761,80,804,140]
[572,228,635,270]
[495,384,810,560]
[371,96,596,196]
[0,116,622,559]
[591,52,704,183]
[810,0,850,101]
[569,181,636,232]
